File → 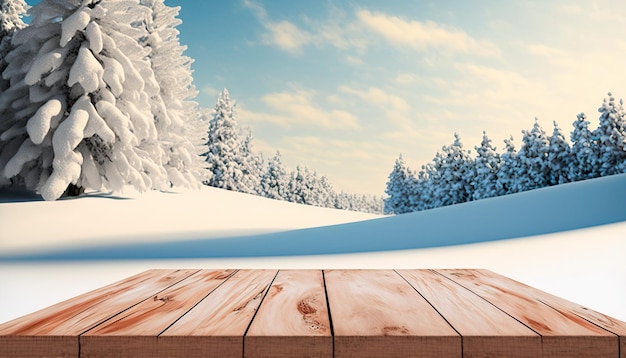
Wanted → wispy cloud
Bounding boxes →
[239,90,360,129]
[242,0,312,54]
[261,21,312,54]
[242,1,497,60]
[339,86,410,112]
[356,10,500,57]
[338,85,423,145]
[527,44,577,69]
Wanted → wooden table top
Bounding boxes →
[1,269,624,357]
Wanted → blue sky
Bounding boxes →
[24,1,626,195]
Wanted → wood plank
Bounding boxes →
[437,269,619,357]
[456,269,626,358]
[79,269,236,357]
[324,269,460,358]
[158,269,278,358]
[397,269,541,357]
[0,269,198,358]
[245,270,332,358]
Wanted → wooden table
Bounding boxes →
[1,269,624,357]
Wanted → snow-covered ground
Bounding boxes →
[1,174,625,324]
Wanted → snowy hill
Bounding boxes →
[1,174,625,323]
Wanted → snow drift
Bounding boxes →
[3,173,625,260]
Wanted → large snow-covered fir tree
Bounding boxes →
[472,131,501,200]
[203,89,259,194]
[593,93,626,176]
[0,0,27,88]
[0,0,200,200]
[136,0,202,187]
[0,0,27,188]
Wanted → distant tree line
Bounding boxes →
[202,89,384,214]
[385,93,626,214]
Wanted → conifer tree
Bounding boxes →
[239,128,263,194]
[384,154,414,214]
[0,0,190,200]
[496,135,520,195]
[569,113,598,181]
[260,150,287,200]
[203,89,245,191]
[547,121,571,186]
[411,167,434,211]
[138,0,201,187]
[593,93,626,176]
[472,131,500,200]
[514,119,550,192]
[431,133,473,207]
[0,0,27,188]
[0,0,27,91]
[285,165,309,205]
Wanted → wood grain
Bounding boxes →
[245,270,332,357]
[455,269,626,358]
[158,269,277,358]
[397,269,540,357]
[324,269,460,358]
[1,268,622,358]
[437,269,619,357]
[79,269,235,357]
[0,269,198,358]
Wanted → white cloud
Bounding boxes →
[262,21,312,54]
[339,86,410,112]
[242,2,499,59]
[527,44,577,68]
[239,90,360,129]
[243,0,312,54]
[345,55,364,66]
[202,86,220,98]
[338,85,423,144]
[356,10,500,57]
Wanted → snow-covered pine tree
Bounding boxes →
[411,167,434,211]
[363,194,384,214]
[0,0,190,200]
[313,174,335,208]
[431,133,474,207]
[547,120,571,186]
[203,89,250,192]
[0,0,27,90]
[384,154,415,214]
[334,190,350,210]
[569,112,598,181]
[238,127,263,194]
[0,0,27,188]
[260,150,287,200]
[285,165,309,205]
[137,0,201,187]
[472,131,501,200]
[514,119,550,192]
[593,93,626,176]
[496,135,520,195]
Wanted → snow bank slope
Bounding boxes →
[0,186,380,255]
[4,173,625,259]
